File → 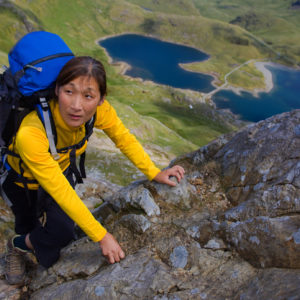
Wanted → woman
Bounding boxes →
[3,56,185,285]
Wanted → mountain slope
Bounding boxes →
[1,0,289,183]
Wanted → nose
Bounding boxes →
[70,94,83,111]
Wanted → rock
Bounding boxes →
[215,110,300,197]
[92,201,116,224]
[2,109,300,299]
[108,181,160,216]
[169,246,188,268]
[184,132,235,167]
[119,214,151,233]
[234,268,300,299]
[0,279,22,300]
[0,198,14,253]
[149,177,196,209]
[76,176,121,209]
[173,243,257,299]
[29,237,107,291]
[172,212,214,246]
[30,249,177,300]
[204,238,227,250]
[221,215,300,268]
[213,110,300,268]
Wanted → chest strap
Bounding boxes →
[56,115,95,184]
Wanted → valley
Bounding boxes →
[1,0,299,184]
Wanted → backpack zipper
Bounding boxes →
[25,65,43,72]
[24,53,74,71]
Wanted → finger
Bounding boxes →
[166,177,177,187]
[176,169,185,181]
[178,167,185,176]
[108,253,115,264]
[175,172,182,182]
[175,166,185,176]
[119,250,125,259]
[114,253,120,263]
[175,167,184,178]
[113,249,125,263]
[170,168,184,182]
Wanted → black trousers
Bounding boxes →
[2,169,76,268]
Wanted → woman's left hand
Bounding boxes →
[153,165,185,187]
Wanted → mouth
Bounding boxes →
[69,114,82,120]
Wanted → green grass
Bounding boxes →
[126,0,199,16]
[1,0,298,184]
[0,10,27,58]
[192,0,300,65]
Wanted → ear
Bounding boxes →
[98,95,105,106]
[55,84,59,97]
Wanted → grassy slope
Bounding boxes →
[125,0,299,85]
[191,0,300,64]
[4,0,294,184]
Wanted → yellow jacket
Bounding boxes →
[7,99,161,242]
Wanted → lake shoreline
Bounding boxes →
[97,33,278,100]
[102,56,276,102]
[97,32,300,123]
[220,61,274,98]
[97,33,214,103]
[96,32,211,61]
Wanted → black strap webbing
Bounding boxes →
[18,160,33,206]
[79,151,86,179]
[69,148,83,184]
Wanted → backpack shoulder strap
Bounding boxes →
[56,113,96,184]
[85,113,96,140]
[35,98,59,160]
[78,113,96,179]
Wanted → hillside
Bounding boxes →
[1,0,298,184]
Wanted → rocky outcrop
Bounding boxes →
[0,0,41,34]
[0,109,300,299]
[214,110,300,268]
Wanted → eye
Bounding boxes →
[64,88,73,95]
[85,93,94,99]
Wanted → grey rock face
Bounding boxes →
[108,181,161,216]
[221,215,300,268]
[214,110,300,268]
[234,268,300,299]
[1,109,300,299]
[119,214,151,233]
[76,176,121,209]
[30,249,177,300]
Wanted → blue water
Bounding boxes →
[213,65,300,122]
[99,34,300,122]
[99,34,214,93]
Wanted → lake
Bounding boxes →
[99,34,214,93]
[213,64,300,122]
[99,34,300,122]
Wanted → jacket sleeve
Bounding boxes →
[95,101,161,180]
[15,125,107,242]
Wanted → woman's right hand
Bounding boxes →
[99,232,125,264]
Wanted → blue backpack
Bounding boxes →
[0,31,93,201]
[0,31,74,150]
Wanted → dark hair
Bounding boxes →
[56,56,107,100]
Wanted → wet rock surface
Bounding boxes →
[0,109,300,299]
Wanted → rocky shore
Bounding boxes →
[254,61,274,93]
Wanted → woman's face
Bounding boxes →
[56,75,101,128]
